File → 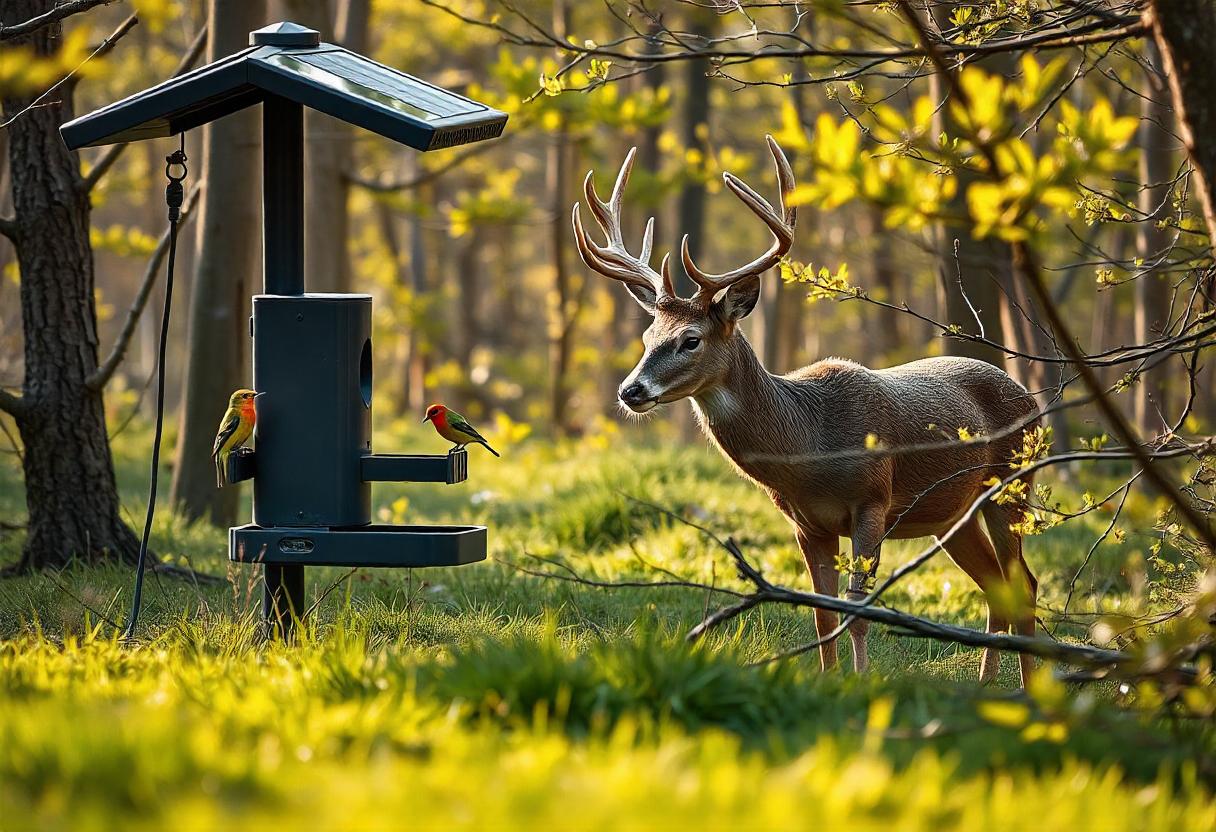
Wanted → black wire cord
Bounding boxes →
[123,134,187,640]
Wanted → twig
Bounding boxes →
[304,568,359,619]
[81,24,208,194]
[0,14,138,130]
[88,184,201,390]
[0,0,117,42]
[346,142,499,192]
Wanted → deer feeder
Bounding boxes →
[60,22,508,638]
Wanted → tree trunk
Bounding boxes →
[669,15,712,297]
[170,0,266,525]
[548,0,576,433]
[1135,42,1176,435]
[1,0,141,570]
[927,8,1006,367]
[1147,0,1216,249]
[404,178,434,413]
[548,130,575,433]
[278,0,348,292]
[868,205,902,364]
[455,227,487,414]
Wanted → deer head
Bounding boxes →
[572,136,796,412]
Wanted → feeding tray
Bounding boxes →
[230,524,487,568]
[227,447,470,486]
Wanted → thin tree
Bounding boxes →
[170,0,266,525]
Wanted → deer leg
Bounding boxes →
[795,530,841,672]
[940,518,1009,684]
[847,505,887,674]
[982,504,1039,688]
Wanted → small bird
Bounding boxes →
[212,389,262,487]
[423,404,500,457]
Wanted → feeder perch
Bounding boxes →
[62,21,507,639]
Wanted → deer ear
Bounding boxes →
[713,275,762,321]
[622,282,658,314]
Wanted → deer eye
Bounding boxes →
[679,336,701,352]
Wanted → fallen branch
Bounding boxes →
[505,491,1204,682]
[685,535,1173,674]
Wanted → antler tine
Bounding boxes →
[684,135,797,303]
[659,251,675,298]
[583,147,637,248]
[571,148,668,299]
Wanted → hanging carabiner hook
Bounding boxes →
[164,133,188,222]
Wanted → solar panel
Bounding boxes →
[61,30,506,152]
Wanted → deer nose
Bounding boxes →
[618,382,657,412]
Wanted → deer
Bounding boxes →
[572,137,1041,686]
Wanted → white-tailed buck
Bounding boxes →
[573,137,1040,685]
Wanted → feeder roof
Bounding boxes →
[60,22,507,152]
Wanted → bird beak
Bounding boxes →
[254,392,266,399]
[421,415,430,423]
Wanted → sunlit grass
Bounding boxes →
[0,419,1212,828]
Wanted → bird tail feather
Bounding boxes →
[480,440,501,458]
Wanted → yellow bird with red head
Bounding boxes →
[212,389,262,487]
[423,404,500,457]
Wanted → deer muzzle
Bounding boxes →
[618,380,658,413]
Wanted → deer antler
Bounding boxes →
[681,135,796,304]
[572,147,674,303]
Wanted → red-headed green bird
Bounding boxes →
[423,404,500,457]
[212,389,262,487]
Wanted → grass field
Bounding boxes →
[1,414,1213,830]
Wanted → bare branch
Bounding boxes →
[82,24,208,194]
[87,184,201,390]
[422,0,1146,69]
[509,499,1201,680]
[0,14,138,131]
[346,142,497,192]
[897,0,1216,553]
[0,0,117,42]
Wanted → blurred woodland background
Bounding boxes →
[2,3,1216,824]
[1,0,1215,583]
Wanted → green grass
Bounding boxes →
[0,417,1212,829]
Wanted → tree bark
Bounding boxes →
[1144,1,1216,428]
[1135,42,1175,435]
[927,7,1006,367]
[170,0,265,525]
[1,0,140,570]
[1146,0,1216,249]
[406,179,433,413]
[868,205,903,364]
[548,0,576,433]
[669,14,712,297]
[548,129,575,432]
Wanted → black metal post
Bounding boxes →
[262,95,304,296]
[261,95,305,638]
[263,563,305,642]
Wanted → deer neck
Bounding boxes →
[691,332,814,466]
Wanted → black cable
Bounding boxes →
[123,134,187,641]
